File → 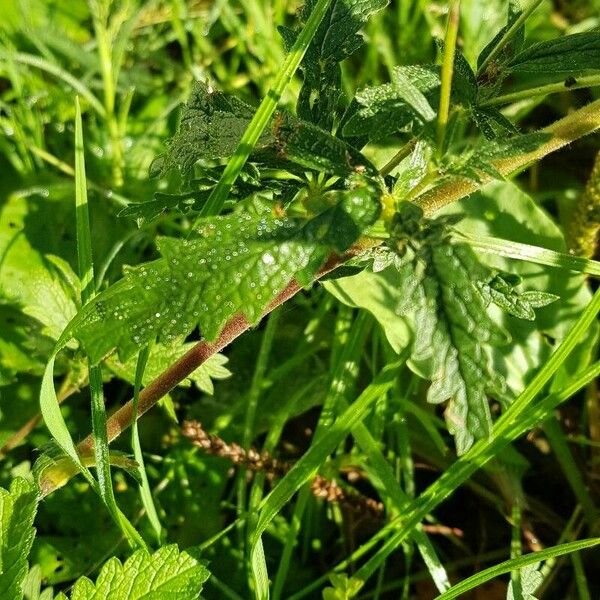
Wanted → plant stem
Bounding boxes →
[379,139,416,177]
[481,74,600,107]
[476,0,544,77]
[73,248,367,461]
[416,98,600,215]
[436,0,460,157]
[193,0,332,221]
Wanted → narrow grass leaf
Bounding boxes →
[457,233,600,277]
[435,539,600,599]
[132,344,162,543]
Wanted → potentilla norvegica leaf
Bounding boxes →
[53,545,209,600]
[63,176,381,363]
[279,0,388,131]
[143,82,378,223]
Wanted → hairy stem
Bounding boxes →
[480,74,600,108]
[75,250,359,458]
[416,98,600,215]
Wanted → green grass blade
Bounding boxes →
[457,232,600,277]
[436,0,460,155]
[194,0,333,220]
[75,97,144,549]
[543,417,598,527]
[251,361,401,589]
[132,344,162,544]
[0,51,106,117]
[349,285,600,592]
[434,539,600,599]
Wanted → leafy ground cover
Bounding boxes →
[1,0,600,598]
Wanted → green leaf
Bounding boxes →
[387,205,509,453]
[330,203,557,453]
[343,66,438,140]
[62,177,381,363]
[0,191,79,343]
[53,545,209,600]
[480,274,558,321]
[508,32,600,75]
[152,82,377,191]
[324,268,411,353]
[107,342,231,395]
[280,0,388,130]
[0,477,39,600]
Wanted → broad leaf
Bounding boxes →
[63,177,381,363]
[53,545,209,600]
[0,478,39,600]
[508,32,600,75]
[280,0,388,130]
[327,203,557,453]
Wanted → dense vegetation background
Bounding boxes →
[0,0,599,598]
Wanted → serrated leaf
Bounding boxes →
[343,66,438,140]
[153,82,376,193]
[53,545,209,600]
[506,563,543,600]
[0,477,39,600]
[508,32,600,75]
[107,342,231,395]
[480,275,558,321]
[280,0,388,130]
[61,178,381,363]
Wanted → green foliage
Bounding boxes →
[0,478,39,600]
[64,177,381,362]
[53,545,209,600]
[2,1,600,599]
[508,31,600,75]
[280,0,388,130]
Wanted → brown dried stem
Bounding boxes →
[182,420,384,518]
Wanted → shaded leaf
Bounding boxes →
[508,32,600,75]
